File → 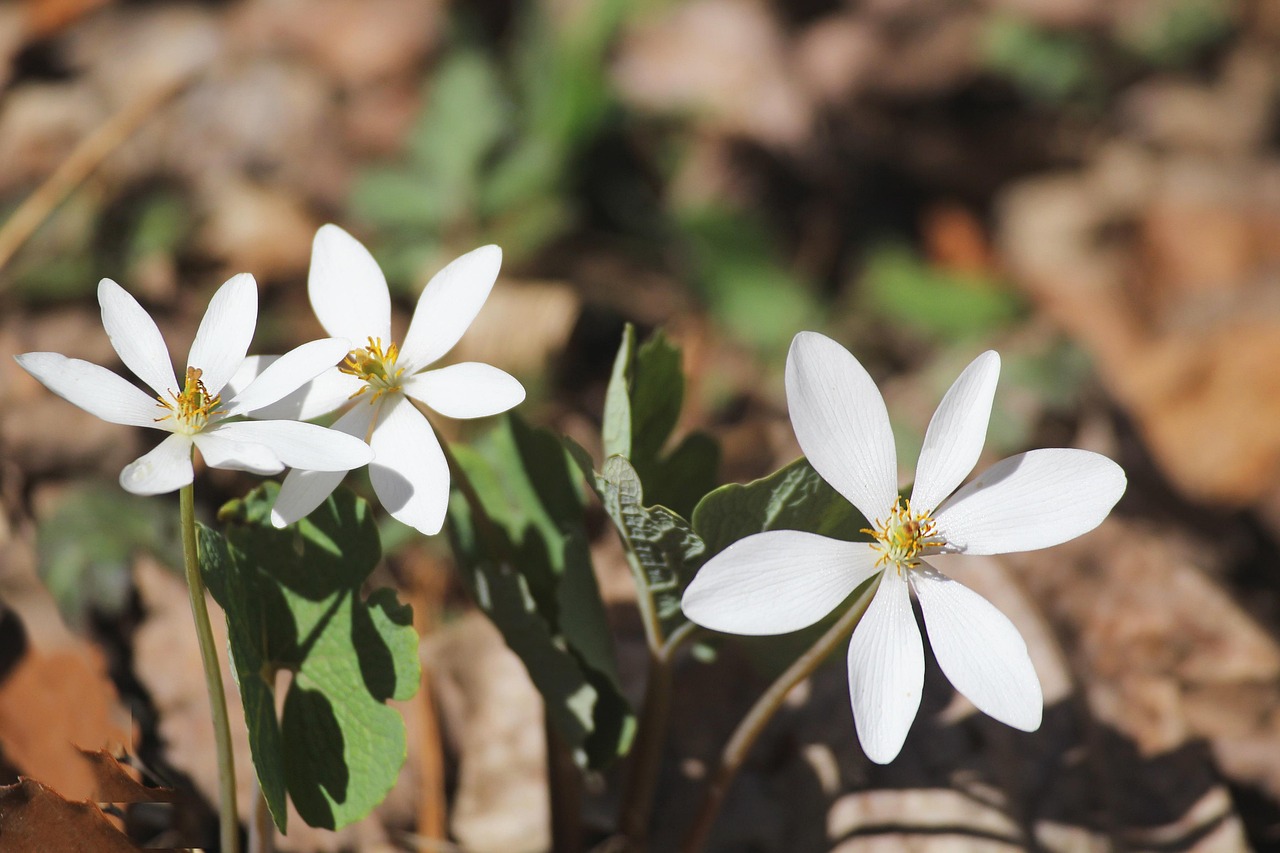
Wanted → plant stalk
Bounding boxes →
[617,621,700,848]
[180,483,240,853]
[680,577,880,853]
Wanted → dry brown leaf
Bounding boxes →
[0,778,140,853]
[0,647,132,802]
[75,749,177,804]
[19,0,112,40]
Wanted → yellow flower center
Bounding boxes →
[863,497,944,573]
[156,366,221,433]
[340,337,405,404]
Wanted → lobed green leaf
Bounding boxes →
[200,484,419,833]
[447,414,634,769]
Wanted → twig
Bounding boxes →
[0,72,197,274]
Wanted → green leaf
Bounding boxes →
[447,414,634,769]
[981,15,1098,103]
[677,206,820,353]
[36,484,180,629]
[602,324,720,517]
[1116,0,1233,67]
[569,447,706,638]
[200,484,419,832]
[351,167,452,231]
[691,457,869,557]
[602,323,638,460]
[409,48,509,196]
[638,431,720,521]
[861,243,1023,343]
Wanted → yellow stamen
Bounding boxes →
[156,366,222,431]
[862,497,944,573]
[339,336,405,404]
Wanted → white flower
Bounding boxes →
[15,275,374,496]
[247,225,525,535]
[681,332,1126,764]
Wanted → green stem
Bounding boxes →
[617,621,702,847]
[680,577,880,853]
[180,483,240,853]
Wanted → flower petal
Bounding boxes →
[405,362,525,419]
[308,224,391,344]
[120,433,194,495]
[192,431,284,475]
[187,273,257,395]
[932,449,1126,555]
[399,245,501,371]
[912,564,1042,731]
[223,338,350,416]
[97,278,177,398]
[910,351,999,513]
[272,469,346,527]
[682,533,880,636]
[250,368,364,421]
[369,396,449,535]
[847,568,923,764]
[269,403,377,526]
[210,420,373,472]
[15,352,164,428]
[785,332,898,524]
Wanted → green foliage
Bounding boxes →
[1117,0,1234,66]
[125,190,192,267]
[37,484,179,629]
[4,192,99,302]
[691,457,868,557]
[603,324,719,518]
[678,207,819,354]
[570,449,707,638]
[200,485,419,832]
[981,15,1098,103]
[861,243,1023,343]
[447,413,634,769]
[352,1,629,288]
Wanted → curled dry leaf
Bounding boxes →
[0,778,141,853]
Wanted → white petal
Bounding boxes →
[404,362,525,420]
[308,224,391,344]
[912,564,1042,731]
[272,469,348,527]
[187,273,258,395]
[932,449,1126,555]
[223,338,350,415]
[120,433,194,495]
[269,403,378,526]
[682,532,881,636]
[847,569,923,764]
[399,245,501,370]
[210,420,373,472]
[224,354,273,401]
[192,430,284,475]
[249,369,364,421]
[16,352,164,428]
[97,278,177,398]
[785,332,898,525]
[369,395,449,535]
[910,351,999,513]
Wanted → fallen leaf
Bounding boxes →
[0,778,140,853]
[0,646,132,802]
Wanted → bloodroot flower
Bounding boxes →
[681,332,1126,764]
[15,276,373,495]
[249,225,525,535]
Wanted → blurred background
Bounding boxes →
[1,0,1279,850]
